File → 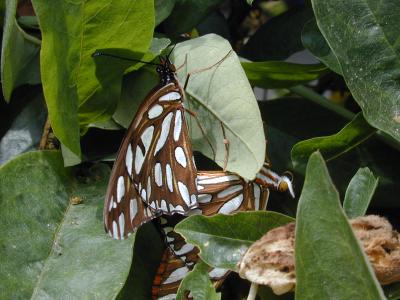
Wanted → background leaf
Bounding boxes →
[242,61,327,89]
[0,93,46,164]
[343,168,379,218]
[311,0,400,141]
[175,211,294,270]
[291,113,376,171]
[173,34,266,179]
[301,19,341,74]
[163,0,224,34]
[176,260,221,300]
[295,152,385,300]
[240,5,313,61]
[1,0,41,102]
[32,0,156,163]
[0,151,135,299]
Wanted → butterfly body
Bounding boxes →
[104,56,198,239]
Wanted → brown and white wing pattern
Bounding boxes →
[197,171,269,215]
[104,124,157,239]
[129,83,198,215]
[152,171,270,299]
[104,82,197,239]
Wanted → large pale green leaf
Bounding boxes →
[343,167,379,218]
[240,6,313,61]
[0,151,134,299]
[242,61,327,89]
[291,113,376,170]
[175,212,294,270]
[177,260,220,300]
[32,0,155,163]
[163,0,224,34]
[295,152,385,300]
[0,93,46,164]
[173,34,265,179]
[1,0,41,102]
[311,0,400,141]
[301,19,341,74]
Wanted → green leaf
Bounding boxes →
[301,19,341,74]
[155,0,176,25]
[163,0,224,34]
[175,211,294,270]
[242,61,327,89]
[117,223,164,300]
[173,34,265,179]
[176,260,220,300]
[1,0,41,102]
[0,151,135,298]
[311,0,400,141]
[0,93,46,164]
[291,113,376,171]
[240,6,313,61]
[343,168,379,218]
[31,0,155,163]
[295,152,385,300]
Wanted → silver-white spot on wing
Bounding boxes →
[217,184,243,198]
[158,295,177,300]
[159,91,181,101]
[154,112,173,155]
[108,196,114,211]
[190,194,196,204]
[147,176,152,200]
[129,198,137,221]
[166,164,173,192]
[119,213,125,238]
[141,126,154,155]
[125,144,133,175]
[163,266,189,284]
[174,243,195,256]
[134,145,145,174]
[148,104,163,119]
[160,199,167,211]
[173,110,182,141]
[141,189,147,201]
[112,221,118,239]
[197,175,239,185]
[178,181,190,206]
[198,194,212,203]
[174,146,187,168]
[154,163,163,187]
[117,176,125,203]
[175,205,184,213]
[219,194,244,214]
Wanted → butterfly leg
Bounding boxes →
[183,50,233,90]
[175,53,188,72]
[185,108,216,160]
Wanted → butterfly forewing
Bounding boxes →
[130,83,198,214]
[104,81,198,239]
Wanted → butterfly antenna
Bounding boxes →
[166,44,177,60]
[92,51,161,66]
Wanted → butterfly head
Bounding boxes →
[157,56,176,85]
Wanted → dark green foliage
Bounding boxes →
[1,1,399,299]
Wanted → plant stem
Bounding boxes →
[247,283,258,300]
[289,85,400,151]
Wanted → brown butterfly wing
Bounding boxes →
[151,172,270,298]
[130,83,198,214]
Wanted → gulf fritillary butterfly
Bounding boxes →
[103,52,199,239]
[152,167,293,299]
